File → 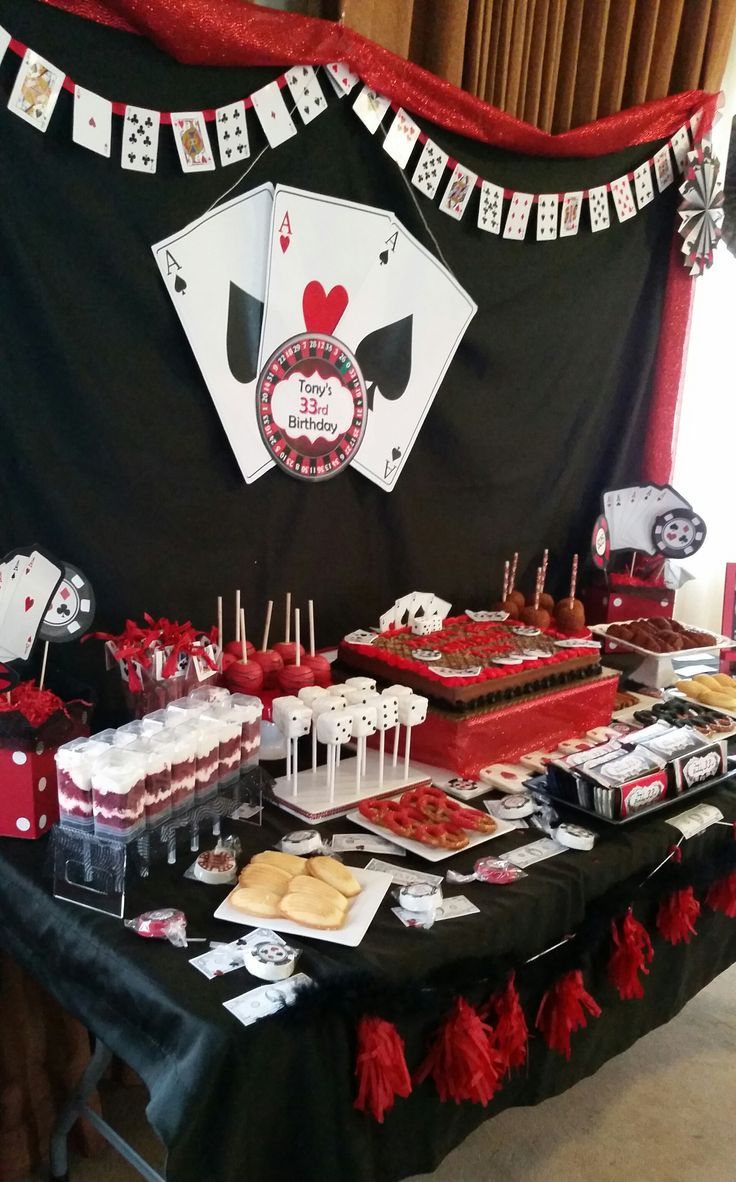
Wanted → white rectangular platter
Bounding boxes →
[214,865,392,948]
[347,795,516,862]
[591,620,734,659]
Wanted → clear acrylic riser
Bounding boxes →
[50,766,272,918]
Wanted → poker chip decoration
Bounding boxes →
[591,514,611,570]
[652,510,706,559]
[677,144,724,277]
[38,562,96,643]
[257,332,367,481]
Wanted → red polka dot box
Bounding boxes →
[0,683,90,840]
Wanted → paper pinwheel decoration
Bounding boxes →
[678,144,724,277]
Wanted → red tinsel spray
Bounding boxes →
[706,873,736,919]
[414,998,504,1106]
[607,910,654,1001]
[535,971,601,1060]
[656,887,701,945]
[354,1017,411,1123]
[481,973,528,1075]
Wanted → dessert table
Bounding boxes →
[1,782,736,1182]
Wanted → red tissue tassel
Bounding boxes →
[706,873,736,919]
[656,887,700,945]
[481,973,528,1076]
[607,910,654,1001]
[414,998,504,1106]
[354,1017,411,1123]
[535,971,601,1060]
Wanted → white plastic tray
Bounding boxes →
[347,795,515,862]
[591,620,734,659]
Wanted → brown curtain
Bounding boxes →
[332,0,735,131]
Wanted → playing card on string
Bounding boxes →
[439,163,477,220]
[324,62,360,96]
[353,86,390,134]
[0,26,10,65]
[478,181,504,234]
[338,219,477,491]
[503,192,533,240]
[588,185,610,231]
[121,106,160,173]
[412,140,448,200]
[671,125,691,173]
[559,191,583,237]
[382,108,420,168]
[72,86,112,157]
[152,185,275,483]
[610,175,636,222]
[633,161,654,208]
[258,186,394,374]
[536,194,558,240]
[250,81,297,149]
[285,66,327,125]
[215,99,249,167]
[8,49,64,132]
[170,111,215,172]
[654,145,674,191]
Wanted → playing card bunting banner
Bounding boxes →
[0,28,359,172]
[354,87,715,261]
[152,184,477,491]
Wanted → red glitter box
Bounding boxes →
[0,712,90,840]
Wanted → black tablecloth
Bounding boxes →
[2,784,736,1182]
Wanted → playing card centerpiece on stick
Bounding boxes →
[153,184,477,490]
[591,483,706,588]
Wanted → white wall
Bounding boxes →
[673,31,736,633]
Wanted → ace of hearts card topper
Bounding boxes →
[0,547,63,662]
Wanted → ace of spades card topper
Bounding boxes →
[256,186,477,489]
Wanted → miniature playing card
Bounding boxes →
[73,85,112,157]
[170,111,215,172]
[286,65,327,125]
[559,191,582,237]
[382,107,420,168]
[323,61,360,96]
[654,144,674,191]
[503,192,533,240]
[121,105,160,174]
[610,175,636,222]
[250,81,297,149]
[588,185,610,232]
[8,49,64,132]
[439,163,477,220]
[671,124,691,173]
[352,85,390,134]
[536,193,559,240]
[0,26,10,66]
[412,139,448,199]
[633,160,654,208]
[478,180,504,234]
[215,99,249,167]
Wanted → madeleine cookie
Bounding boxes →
[228,886,283,919]
[239,865,292,891]
[279,892,346,930]
[676,680,705,699]
[251,850,305,876]
[307,856,361,898]
[288,875,349,911]
[693,674,723,692]
[713,674,736,690]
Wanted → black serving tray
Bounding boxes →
[525,769,736,826]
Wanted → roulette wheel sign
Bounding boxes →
[257,332,367,481]
[652,510,707,559]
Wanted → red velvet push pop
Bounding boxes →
[252,600,284,688]
[301,599,331,687]
[278,608,315,692]
[274,592,305,665]
[224,608,264,694]
[555,554,586,633]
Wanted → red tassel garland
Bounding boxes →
[535,970,601,1060]
[607,910,654,1001]
[354,1016,412,1123]
[414,998,504,1106]
[656,887,700,945]
[706,873,736,919]
[481,973,528,1075]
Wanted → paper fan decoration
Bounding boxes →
[678,144,724,276]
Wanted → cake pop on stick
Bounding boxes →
[252,600,284,688]
[349,705,377,793]
[278,608,315,693]
[274,592,305,665]
[538,549,555,614]
[374,695,399,788]
[507,552,525,610]
[217,596,223,672]
[521,567,551,629]
[398,694,428,778]
[225,590,255,658]
[301,599,331,687]
[555,553,586,633]
[224,609,265,694]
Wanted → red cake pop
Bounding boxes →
[252,600,284,688]
[224,608,264,694]
[300,598,332,687]
[273,592,306,665]
[555,554,586,633]
[278,608,315,692]
[225,596,254,656]
[520,567,551,629]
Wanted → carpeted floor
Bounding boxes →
[23,964,736,1182]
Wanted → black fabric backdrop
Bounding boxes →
[1,783,736,1182]
[0,0,678,722]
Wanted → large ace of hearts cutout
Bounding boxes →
[302,281,348,336]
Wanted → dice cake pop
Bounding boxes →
[223,608,264,694]
[301,599,332,687]
[555,554,586,633]
[274,593,305,666]
[278,609,315,693]
[252,600,284,688]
